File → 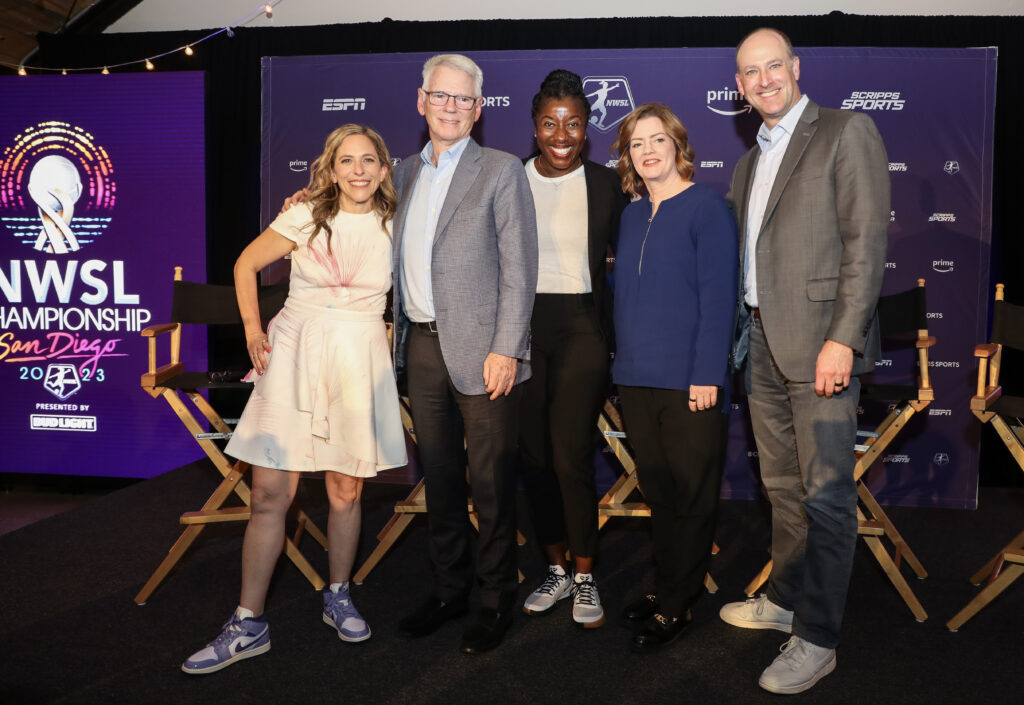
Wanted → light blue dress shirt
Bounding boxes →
[744,94,810,308]
[401,137,471,323]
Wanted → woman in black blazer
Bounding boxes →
[519,69,627,629]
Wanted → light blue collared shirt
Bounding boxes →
[743,93,810,308]
[401,137,471,322]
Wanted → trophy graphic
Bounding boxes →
[28,154,83,253]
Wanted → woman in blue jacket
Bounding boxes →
[611,103,738,651]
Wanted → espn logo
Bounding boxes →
[322,98,366,111]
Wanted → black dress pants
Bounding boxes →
[618,385,727,618]
[519,293,609,559]
[406,324,520,611]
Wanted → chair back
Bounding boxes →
[861,278,932,400]
[877,283,927,337]
[991,299,1024,352]
[170,280,288,327]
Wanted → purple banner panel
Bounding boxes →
[0,72,207,478]
[262,48,995,508]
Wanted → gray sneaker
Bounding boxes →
[758,636,836,694]
[571,575,605,628]
[719,593,793,633]
[523,566,572,614]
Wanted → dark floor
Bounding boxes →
[1,460,1022,705]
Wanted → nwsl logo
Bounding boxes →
[582,77,635,132]
[0,122,116,254]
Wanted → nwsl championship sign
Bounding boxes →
[262,48,996,509]
[0,73,206,478]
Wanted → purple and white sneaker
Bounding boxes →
[323,582,371,642]
[181,611,270,675]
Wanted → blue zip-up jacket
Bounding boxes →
[612,183,738,395]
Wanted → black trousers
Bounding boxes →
[519,294,609,559]
[618,385,727,618]
[406,324,520,612]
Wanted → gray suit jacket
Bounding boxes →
[392,138,538,395]
[728,99,890,383]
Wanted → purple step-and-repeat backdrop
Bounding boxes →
[0,73,207,478]
[262,48,995,509]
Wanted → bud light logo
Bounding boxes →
[943,161,960,175]
[933,452,950,466]
[583,77,635,132]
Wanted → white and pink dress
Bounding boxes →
[225,202,407,477]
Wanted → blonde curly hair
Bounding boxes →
[304,124,397,250]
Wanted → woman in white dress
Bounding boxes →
[182,124,407,675]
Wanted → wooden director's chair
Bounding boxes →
[745,278,934,621]
[135,267,328,605]
[947,283,1024,631]
[355,392,718,594]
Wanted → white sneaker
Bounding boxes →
[523,565,572,614]
[758,636,836,694]
[571,573,605,628]
[719,593,793,633]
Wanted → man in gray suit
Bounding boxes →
[392,54,538,654]
[719,29,889,694]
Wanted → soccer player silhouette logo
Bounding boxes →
[582,77,635,133]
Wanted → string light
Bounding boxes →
[7,1,283,75]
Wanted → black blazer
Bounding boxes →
[523,157,628,343]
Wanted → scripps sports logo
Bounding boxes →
[0,122,116,254]
[583,77,635,132]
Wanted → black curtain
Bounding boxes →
[30,13,1024,486]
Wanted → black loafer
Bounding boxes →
[622,593,659,621]
[459,608,512,654]
[631,611,692,652]
[398,596,468,638]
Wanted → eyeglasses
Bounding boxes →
[424,90,479,110]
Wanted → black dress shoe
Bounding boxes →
[459,608,513,654]
[622,593,659,621]
[631,611,692,652]
[398,596,468,638]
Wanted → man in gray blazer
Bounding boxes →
[392,54,538,654]
[719,29,889,694]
